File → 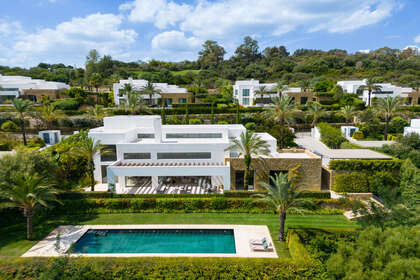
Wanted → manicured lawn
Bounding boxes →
[0,213,357,258]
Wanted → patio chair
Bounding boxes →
[249,237,267,245]
[250,242,274,252]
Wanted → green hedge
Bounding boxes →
[0,257,327,280]
[317,123,347,149]
[286,229,314,263]
[329,159,402,172]
[48,197,345,215]
[333,172,370,193]
[52,98,80,110]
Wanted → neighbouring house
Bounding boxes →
[38,130,62,145]
[0,74,70,103]
[233,80,315,106]
[337,79,413,106]
[88,116,322,194]
[113,78,191,107]
[404,119,420,137]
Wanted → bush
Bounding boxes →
[27,137,45,148]
[317,123,347,148]
[0,257,326,280]
[188,118,202,124]
[0,141,12,151]
[329,159,402,172]
[286,229,314,263]
[1,120,18,131]
[52,98,80,110]
[352,130,364,140]
[245,122,256,130]
[389,116,408,134]
[217,120,229,124]
[333,172,370,193]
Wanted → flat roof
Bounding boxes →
[325,149,392,160]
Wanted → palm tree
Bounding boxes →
[254,85,268,105]
[89,73,103,93]
[39,103,61,129]
[340,105,356,124]
[225,130,270,190]
[126,93,150,115]
[254,173,309,241]
[266,96,299,149]
[140,81,161,106]
[0,173,60,240]
[306,102,324,127]
[274,81,288,98]
[120,83,133,97]
[298,80,311,92]
[87,104,105,126]
[359,78,382,106]
[12,98,33,146]
[374,96,403,140]
[191,80,205,103]
[72,138,104,191]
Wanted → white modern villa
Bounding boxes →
[113,78,190,107]
[88,116,322,194]
[0,74,70,103]
[337,79,413,105]
[404,119,420,137]
[232,80,305,106]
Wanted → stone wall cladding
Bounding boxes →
[226,150,322,191]
[162,93,192,104]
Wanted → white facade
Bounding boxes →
[38,130,62,145]
[113,78,187,106]
[0,74,70,101]
[233,80,302,106]
[88,116,285,194]
[404,119,420,137]
[337,79,412,105]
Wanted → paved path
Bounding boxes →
[347,137,395,148]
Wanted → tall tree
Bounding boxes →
[374,96,403,140]
[254,173,309,241]
[306,102,325,127]
[0,173,60,239]
[274,81,288,98]
[198,40,226,70]
[266,96,299,149]
[359,78,382,106]
[340,105,356,124]
[126,92,150,115]
[87,104,105,126]
[234,36,261,64]
[12,99,33,146]
[89,73,103,93]
[225,130,270,190]
[298,80,311,92]
[39,103,61,129]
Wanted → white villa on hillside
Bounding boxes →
[113,78,190,107]
[88,116,322,194]
[0,74,70,103]
[337,79,412,105]
[233,80,304,106]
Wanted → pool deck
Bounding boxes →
[22,224,278,258]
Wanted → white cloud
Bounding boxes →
[151,30,201,52]
[358,49,371,54]
[414,34,420,43]
[1,13,137,66]
[121,0,191,29]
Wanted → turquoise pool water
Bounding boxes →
[73,229,236,254]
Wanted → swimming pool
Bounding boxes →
[73,229,236,254]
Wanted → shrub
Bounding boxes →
[0,141,12,151]
[245,122,256,130]
[52,98,80,110]
[389,116,408,134]
[352,130,364,140]
[27,137,45,148]
[188,118,202,124]
[0,257,326,279]
[317,123,347,148]
[333,172,370,193]
[329,159,402,172]
[286,229,314,263]
[217,120,229,124]
[1,120,18,131]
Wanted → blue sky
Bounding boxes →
[0,0,419,67]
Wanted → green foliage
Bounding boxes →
[52,98,80,110]
[333,172,370,193]
[351,130,364,140]
[400,159,420,209]
[188,118,202,124]
[317,123,346,149]
[379,133,420,168]
[286,229,314,263]
[27,137,45,149]
[245,122,256,130]
[329,159,402,172]
[339,141,361,149]
[389,116,408,133]
[327,226,420,280]
[1,120,18,131]
[0,257,327,280]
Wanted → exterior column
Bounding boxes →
[223,168,231,191]
[152,176,159,188]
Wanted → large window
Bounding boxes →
[157,152,211,159]
[137,133,154,139]
[178,98,187,104]
[242,98,250,105]
[164,98,173,107]
[166,133,222,139]
[242,89,250,96]
[123,153,151,160]
[300,97,308,104]
[101,165,108,183]
[100,145,117,162]
[235,170,254,190]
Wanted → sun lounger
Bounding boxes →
[249,237,267,245]
[250,242,274,252]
